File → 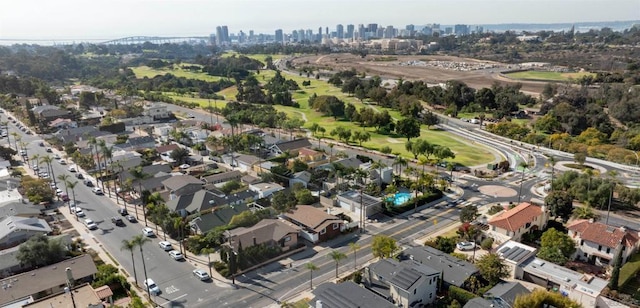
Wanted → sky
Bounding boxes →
[1,0,638,40]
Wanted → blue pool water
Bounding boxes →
[387,192,413,206]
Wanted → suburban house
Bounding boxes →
[337,190,383,219]
[154,125,174,142]
[0,201,42,218]
[137,175,172,194]
[156,144,180,163]
[55,126,109,144]
[142,102,170,120]
[48,118,77,130]
[0,234,73,278]
[288,147,327,169]
[289,171,312,188]
[114,135,156,152]
[120,164,172,183]
[0,216,52,250]
[0,254,98,307]
[203,170,242,185]
[224,219,300,252]
[222,153,261,172]
[366,259,439,307]
[496,240,538,278]
[102,150,143,171]
[401,246,479,288]
[517,257,608,308]
[190,204,250,234]
[283,205,344,243]
[248,182,284,199]
[269,138,312,156]
[567,219,640,266]
[311,281,396,308]
[487,202,549,243]
[463,281,531,308]
[162,175,203,197]
[166,189,256,217]
[23,283,111,308]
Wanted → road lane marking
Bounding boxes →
[165,285,179,294]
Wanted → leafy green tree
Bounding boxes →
[572,206,599,220]
[372,235,398,258]
[21,176,54,204]
[220,180,242,194]
[328,250,347,278]
[17,234,66,268]
[425,236,457,253]
[609,248,623,290]
[271,190,298,213]
[545,190,574,221]
[538,228,576,264]
[291,159,309,173]
[476,253,509,285]
[460,205,478,223]
[170,147,190,165]
[395,118,421,141]
[294,188,315,205]
[574,152,587,166]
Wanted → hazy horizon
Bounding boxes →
[1,0,638,41]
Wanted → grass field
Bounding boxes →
[131,64,224,82]
[505,70,595,81]
[220,52,284,63]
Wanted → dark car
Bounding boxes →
[75,173,84,179]
[111,217,124,226]
[118,208,128,216]
[83,180,93,187]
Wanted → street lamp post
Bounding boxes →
[65,267,77,308]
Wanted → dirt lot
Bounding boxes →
[293,53,548,95]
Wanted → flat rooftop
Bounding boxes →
[496,240,537,264]
[338,191,381,208]
[521,257,607,297]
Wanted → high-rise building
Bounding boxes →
[298,29,305,41]
[358,24,366,39]
[306,29,314,42]
[336,24,344,39]
[221,26,229,43]
[325,27,329,35]
[384,25,395,38]
[346,24,355,39]
[215,26,223,45]
[454,24,469,36]
[275,29,284,44]
[291,30,298,42]
[367,23,378,33]
[318,27,323,39]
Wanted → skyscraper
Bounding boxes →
[346,24,355,39]
[275,29,284,44]
[336,24,344,39]
[221,26,229,43]
[367,23,378,34]
[358,24,366,39]
[215,26,223,45]
[384,25,395,38]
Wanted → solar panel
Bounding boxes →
[512,249,531,263]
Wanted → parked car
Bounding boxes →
[111,217,124,226]
[144,279,161,295]
[60,193,70,202]
[84,180,93,187]
[58,159,67,165]
[46,148,52,153]
[53,154,60,160]
[126,215,137,223]
[118,208,128,216]
[456,242,476,251]
[142,227,155,237]
[67,166,76,172]
[84,219,98,230]
[168,250,185,261]
[159,241,173,251]
[75,173,84,179]
[192,269,210,281]
[75,208,85,218]
[92,187,103,195]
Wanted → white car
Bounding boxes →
[58,159,67,165]
[92,187,103,195]
[67,166,76,172]
[55,188,63,196]
[456,242,476,251]
[144,279,161,295]
[193,269,210,281]
[84,219,98,230]
[142,227,154,237]
[53,154,61,160]
[75,208,85,217]
[168,250,184,261]
[159,241,173,251]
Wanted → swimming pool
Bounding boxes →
[387,192,413,206]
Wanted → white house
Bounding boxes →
[567,219,640,267]
[487,202,549,244]
[366,259,439,307]
[143,102,170,119]
[249,182,284,199]
[337,190,383,219]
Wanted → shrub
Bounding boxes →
[450,252,469,261]
[481,238,494,250]
[488,205,504,215]
[448,285,476,305]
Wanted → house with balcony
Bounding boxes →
[567,219,640,267]
[283,205,344,243]
[288,147,327,169]
[401,246,479,288]
[487,202,549,244]
[365,259,439,307]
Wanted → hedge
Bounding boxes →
[448,285,477,304]
[384,190,443,215]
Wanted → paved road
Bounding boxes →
[2,113,235,308]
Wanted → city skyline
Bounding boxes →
[1,0,638,41]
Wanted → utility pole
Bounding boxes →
[208,98,213,128]
[65,267,77,308]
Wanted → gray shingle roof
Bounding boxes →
[161,175,203,191]
[190,204,250,233]
[484,281,531,307]
[0,216,52,240]
[225,219,299,250]
[271,138,312,153]
[166,189,256,214]
[369,259,439,292]
[311,281,395,308]
[403,246,478,287]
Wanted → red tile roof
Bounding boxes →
[567,219,639,248]
[488,202,543,232]
[94,285,113,299]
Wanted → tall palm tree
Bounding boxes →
[132,235,151,299]
[97,140,107,191]
[66,180,79,219]
[200,247,216,278]
[328,250,347,278]
[349,242,361,269]
[58,174,70,197]
[417,155,429,176]
[371,159,387,185]
[40,156,56,186]
[30,154,39,170]
[393,155,408,177]
[120,239,139,285]
[305,262,319,289]
[10,132,19,151]
[100,144,114,196]
[517,161,529,204]
[130,166,149,220]
[547,155,556,191]
[328,144,334,163]
[18,141,28,163]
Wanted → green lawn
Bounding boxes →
[505,71,595,81]
[130,64,225,82]
[164,92,229,110]
[220,52,284,63]
[620,253,640,288]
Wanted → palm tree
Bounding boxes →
[40,156,56,186]
[200,248,216,278]
[547,155,556,191]
[19,141,28,163]
[328,250,347,278]
[58,174,70,197]
[371,159,387,185]
[132,235,151,299]
[349,242,361,269]
[66,180,79,220]
[517,161,529,204]
[30,154,39,170]
[97,139,107,192]
[572,206,599,220]
[393,155,408,177]
[328,144,334,163]
[130,166,149,221]
[88,137,102,180]
[417,155,429,176]
[120,239,139,285]
[111,160,124,205]
[10,132,19,150]
[100,144,114,196]
[305,262,319,289]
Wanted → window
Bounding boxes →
[580,240,584,246]
[333,223,339,230]
[320,228,326,235]
[414,289,416,294]
[284,236,291,242]
[598,245,602,251]
[525,222,531,228]
[606,247,611,254]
